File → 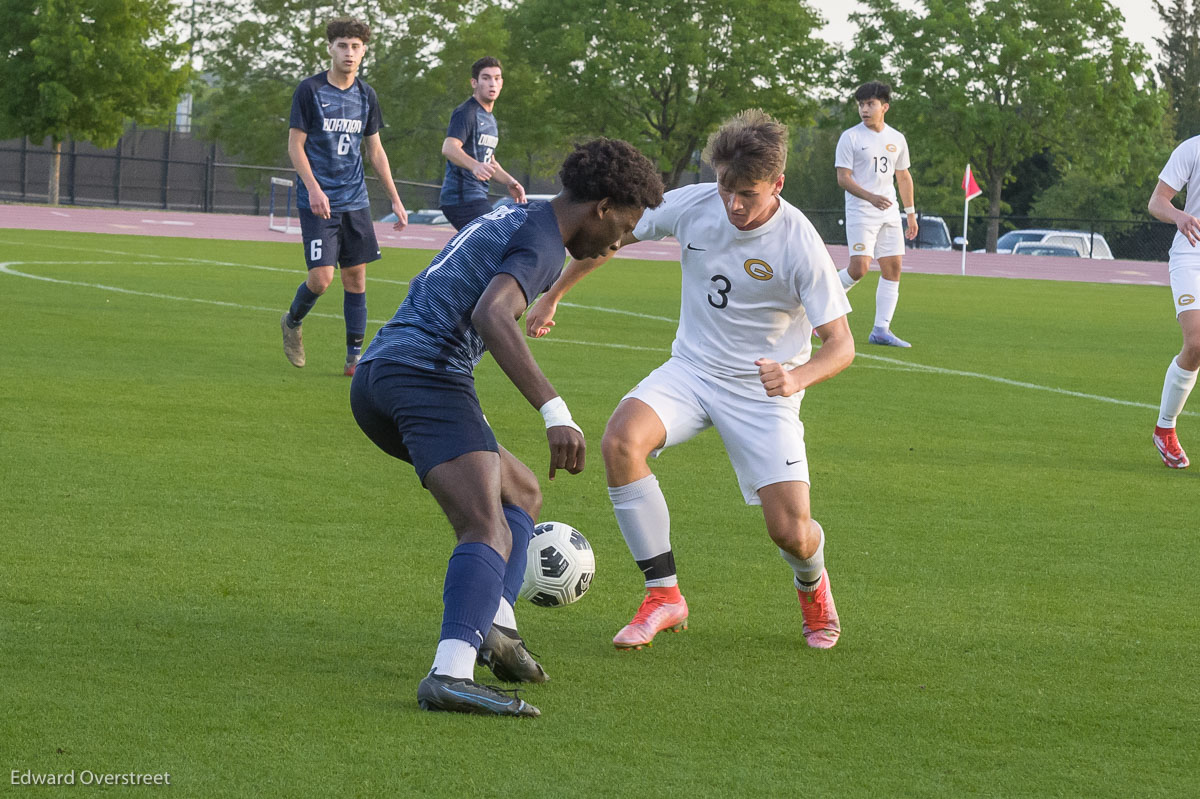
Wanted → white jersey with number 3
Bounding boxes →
[1159,135,1200,261]
[836,122,911,222]
[632,183,851,399]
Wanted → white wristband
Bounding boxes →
[539,396,581,433]
[903,206,916,215]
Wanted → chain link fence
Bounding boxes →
[0,127,1178,262]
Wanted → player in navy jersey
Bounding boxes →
[438,57,526,230]
[280,17,408,377]
[351,139,663,716]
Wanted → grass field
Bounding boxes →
[2,228,1198,797]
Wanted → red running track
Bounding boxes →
[0,202,1170,286]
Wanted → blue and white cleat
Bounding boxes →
[417,672,540,717]
[867,326,912,348]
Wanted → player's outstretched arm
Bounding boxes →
[489,159,526,203]
[525,232,639,338]
[756,316,855,398]
[288,128,330,219]
[1149,180,1200,247]
[897,169,918,240]
[364,133,407,231]
[474,273,585,479]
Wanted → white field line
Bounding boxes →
[0,253,1186,415]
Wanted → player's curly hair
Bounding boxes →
[559,139,664,209]
[326,17,370,44]
[702,109,789,185]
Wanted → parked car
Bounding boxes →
[492,193,557,209]
[380,208,449,225]
[905,213,953,250]
[992,228,1113,259]
[1011,242,1082,257]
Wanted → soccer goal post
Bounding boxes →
[268,176,301,234]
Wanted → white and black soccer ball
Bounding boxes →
[519,521,596,607]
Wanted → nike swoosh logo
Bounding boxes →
[786,458,803,466]
[321,102,331,107]
[686,243,706,251]
[445,687,517,709]
[860,146,869,150]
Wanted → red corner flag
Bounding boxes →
[963,165,982,201]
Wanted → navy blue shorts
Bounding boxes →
[350,359,499,482]
[298,206,381,269]
[440,199,494,231]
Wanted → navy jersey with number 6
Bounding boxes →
[289,72,382,212]
[362,202,565,376]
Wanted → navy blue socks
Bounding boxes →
[286,282,320,327]
[344,290,366,359]
[501,504,534,605]
[440,542,506,648]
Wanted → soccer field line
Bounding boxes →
[1,256,1188,417]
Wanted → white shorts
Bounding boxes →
[846,216,905,260]
[1168,258,1200,316]
[624,357,809,506]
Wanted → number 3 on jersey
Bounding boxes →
[708,274,731,309]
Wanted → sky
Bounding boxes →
[810,0,1165,61]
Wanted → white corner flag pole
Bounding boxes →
[961,189,969,277]
[960,164,982,276]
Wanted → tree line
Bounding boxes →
[3,0,1198,250]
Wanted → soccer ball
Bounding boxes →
[519,521,596,607]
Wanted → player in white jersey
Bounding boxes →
[525,110,855,650]
[834,81,918,347]
[1147,135,1200,468]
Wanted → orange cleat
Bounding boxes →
[1153,426,1189,468]
[798,569,841,649]
[613,588,689,650]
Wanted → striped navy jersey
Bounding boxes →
[362,201,565,375]
[289,72,382,212]
[438,97,498,206]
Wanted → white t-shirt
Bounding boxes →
[632,183,851,399]
[1158,135,1200,260]
[835,122,911,222]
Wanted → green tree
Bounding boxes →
[509,0,835,188]
[0,0,188,204]
[845,0,1164,250]
[1154,0,1200,140]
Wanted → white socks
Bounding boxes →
[493,597,517,630]
[430,638,476,680]
[838,267,858,291]
[875,278,900,329]
[780,520,826,592]
[608,474,676,588]
[1158,356,1198,428]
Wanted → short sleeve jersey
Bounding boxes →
[362,201,565,376]
[632,183,852,400]
[1159,135,1200,260]
[289,72,381,212]
[439,97,499,206]
[835,123,911,222]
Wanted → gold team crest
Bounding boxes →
[744,259,774,280]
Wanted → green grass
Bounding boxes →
[1,228,1198,797]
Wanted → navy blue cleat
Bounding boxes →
[416,672,540,717]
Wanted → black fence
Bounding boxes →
[802,209,1174,262]
[0,127,445,219]
[1,127,1178,262]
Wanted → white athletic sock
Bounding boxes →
[493,597,517,630]
[430,638,476,680]
[608,474,675,588]
[1158,356,1198,428]
[875,278,900,329]
[838,267,859,291]
[780,520,826,592]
